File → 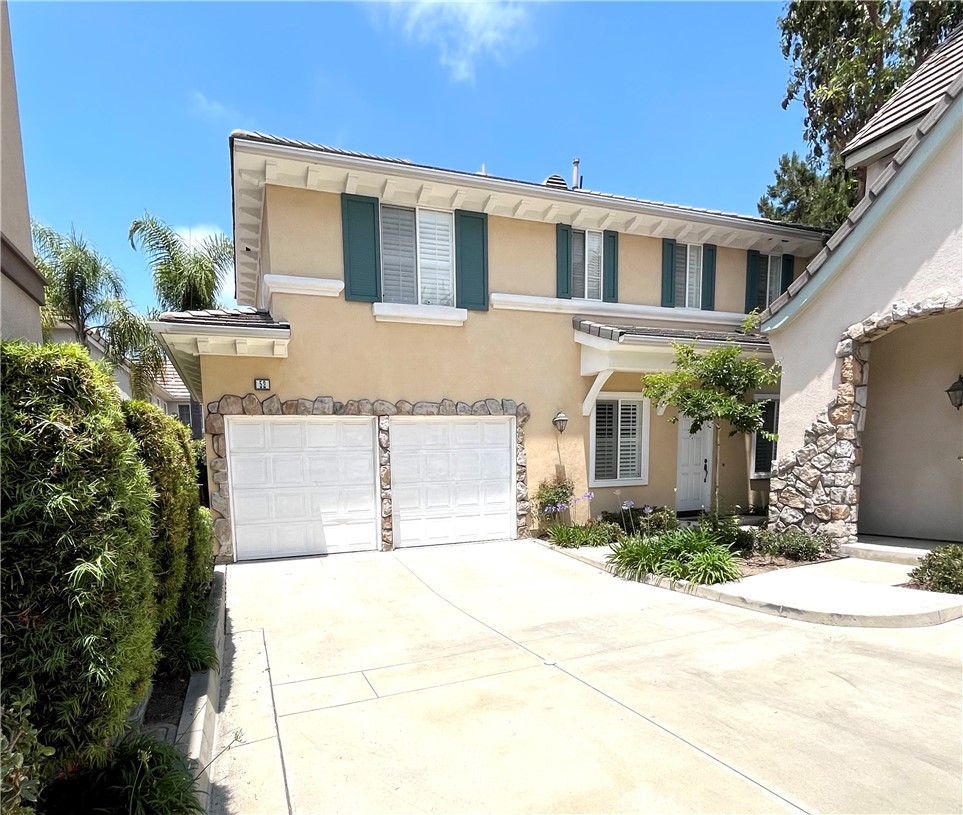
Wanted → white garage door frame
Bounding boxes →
[389,414,517,548]
[223,415,381,562]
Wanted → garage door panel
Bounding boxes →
[227,417,378,560]
[390,417,514,548]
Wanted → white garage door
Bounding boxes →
[390,417,515,547]
[226,417,379,560]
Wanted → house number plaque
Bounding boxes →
[254,379,271,391]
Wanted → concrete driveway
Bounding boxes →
[210,540,962,815]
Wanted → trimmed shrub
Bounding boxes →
[607,527,740,586]
[910,545,963,594]
[600,505,679,537]
[122,401,196,626]
[534,476,575,520]
[755,529,829,561]
[1,342,157,770]
[157,507,216,677]
[39,732,203,815]
[547,521,622,548]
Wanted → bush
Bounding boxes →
[547,521,622,548]
[534,476,574,519]
[600,505,678,536]
[157,507,216,677]
[755,529,829,561]
[39,732,203,815]
[1,697,54,814]
[122,401,197,626]
[699,511,755,556]
[607,527,740,585]
[910,545,963,594]
[1,342,157,771]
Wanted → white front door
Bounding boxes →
[390,417,515,547]
[226,417,379,560]
[676,417,713,513]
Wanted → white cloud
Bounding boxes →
[190,91,242,124]
[174,224,237,308]
[381,1,532,82]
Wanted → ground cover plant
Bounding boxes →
[607,527,741,585]
[600,503,679,536]
[546,521,622,548]
[754,529,831,561]
[909,545,963,594]
[1,342,158,773]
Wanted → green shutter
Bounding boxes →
[781,254,795,293]
[602,230,619,303]
[745,250,760,313]
[701,243,716,311]
[661,239,676,307]
[454,210,488,311]
[341,194,381,302]
[556,223,572,299]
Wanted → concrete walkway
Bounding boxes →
[210,540,962,815]
[552,544,963,627]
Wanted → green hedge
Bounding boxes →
[122,401,196,626]
[1,342,158,770]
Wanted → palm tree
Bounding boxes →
[128,213,234,312]
[32,223,165,399]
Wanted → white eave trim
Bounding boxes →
[149,321,291,341]
[371,302,468,326]
[259,274,344,310]
[491,292,747,328]
[843,119,921,169]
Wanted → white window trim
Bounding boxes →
[571,228,604,302]
[589,392,651,487]
[371,302,467,326]
[751,394,780,479]
[380,205,457,308]
[680,242,704,309]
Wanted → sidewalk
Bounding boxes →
[545,543,963,628]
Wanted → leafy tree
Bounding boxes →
[760,1,963,228]
[758,152,857,229]
[32,223,164,398]
[129,213,234,312]
[639,318,780,510]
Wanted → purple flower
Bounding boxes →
[582,491,595,501]
[622,500,635,510]
[557,502,569,511]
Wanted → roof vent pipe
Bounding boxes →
[572,157,580,189]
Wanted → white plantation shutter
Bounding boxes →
[674,244,687,306]
[618,401,642,479]
[766,255,782,307]
[594,400,617,480]
[382,206,417,304]
[417,210,454,306]
[686,245,703,309]
[586,231,603,300]
[571,230,586,299]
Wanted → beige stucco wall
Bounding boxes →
[262,185,343,279]
[1,3,42,343]
[200,296,760,524]
[487,216,555,295]
[858,312,963,542]
[768,111,963,455]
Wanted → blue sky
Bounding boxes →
[10,1,806,312]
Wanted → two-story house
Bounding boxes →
[153,131,826,561]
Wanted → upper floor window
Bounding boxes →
[381,206,455,307]
[661,238,716,310]
[746,251,793,313]
[674,243,703,309]
[571,229,604,300]
[759,254,783,309]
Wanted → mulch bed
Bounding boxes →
[143,673,189,729]
[736,553,837,578]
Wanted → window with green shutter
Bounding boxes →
[342,194,382,302]
[663,241,715,310]
[556,224,618,302]
[748,253,793,312]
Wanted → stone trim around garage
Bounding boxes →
[768,291,963,547]
[204,395,532,560]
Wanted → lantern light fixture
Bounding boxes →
[552,411,569,434]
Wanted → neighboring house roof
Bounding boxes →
[572,317,770,349]
[762,72,963,327]
[157,306,291,330]
[844,25,963,165]
[233,130,826,236]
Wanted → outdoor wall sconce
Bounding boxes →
[552,411,569,433]
[946,375,963,410]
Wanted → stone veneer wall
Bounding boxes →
[204,394,532,560]
[768,292,962,547]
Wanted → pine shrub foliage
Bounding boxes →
[1,342,158,771]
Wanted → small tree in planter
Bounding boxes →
[534,476,575,527]
[640,315,780,512]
